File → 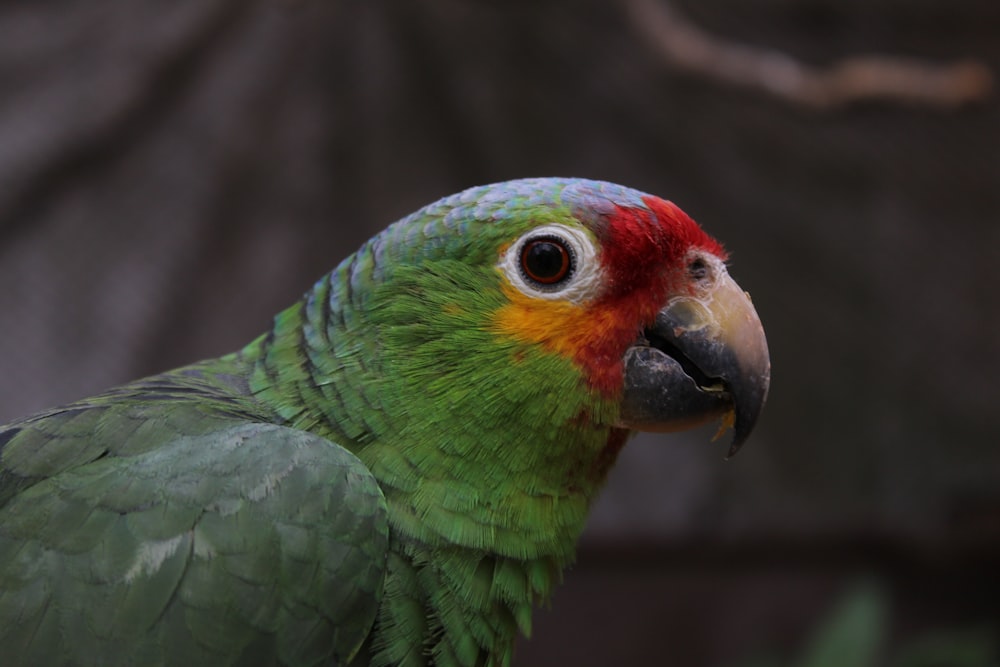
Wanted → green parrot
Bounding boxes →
[0,178,769,666]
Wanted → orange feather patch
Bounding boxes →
[490,282,635,395]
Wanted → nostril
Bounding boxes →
[688,257,708,281]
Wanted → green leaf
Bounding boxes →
[795,581,888,667]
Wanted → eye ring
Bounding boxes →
[498,223,601,303]
[520,236,574,286]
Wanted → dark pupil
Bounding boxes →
[523,240,569,284]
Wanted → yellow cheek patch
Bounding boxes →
[492,283,583,359]
[490,282,621,363]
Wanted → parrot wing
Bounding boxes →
[0,406,389,666]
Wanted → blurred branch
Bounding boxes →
[0,0,251,247]
[625,0,994,110]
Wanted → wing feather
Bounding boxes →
[0,413,388,667]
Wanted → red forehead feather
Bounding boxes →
[550,196,727,396]
[598,196,726,289]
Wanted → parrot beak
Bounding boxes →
[619,264,771,457]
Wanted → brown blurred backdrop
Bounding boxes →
[1,1,998,665]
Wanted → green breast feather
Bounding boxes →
[0,178,770,666]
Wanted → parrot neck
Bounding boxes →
[245,264,630,664]
[247,265,627,548]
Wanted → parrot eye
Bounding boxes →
[520,237,573,286]
[499,223,602,303]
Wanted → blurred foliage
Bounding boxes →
[740,581,998,667]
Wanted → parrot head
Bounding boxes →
[365,178,768,446]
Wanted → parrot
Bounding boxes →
[0,177,770,667]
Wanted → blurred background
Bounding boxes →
[1,0,998,664]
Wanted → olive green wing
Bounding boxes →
[0,415,388,667]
